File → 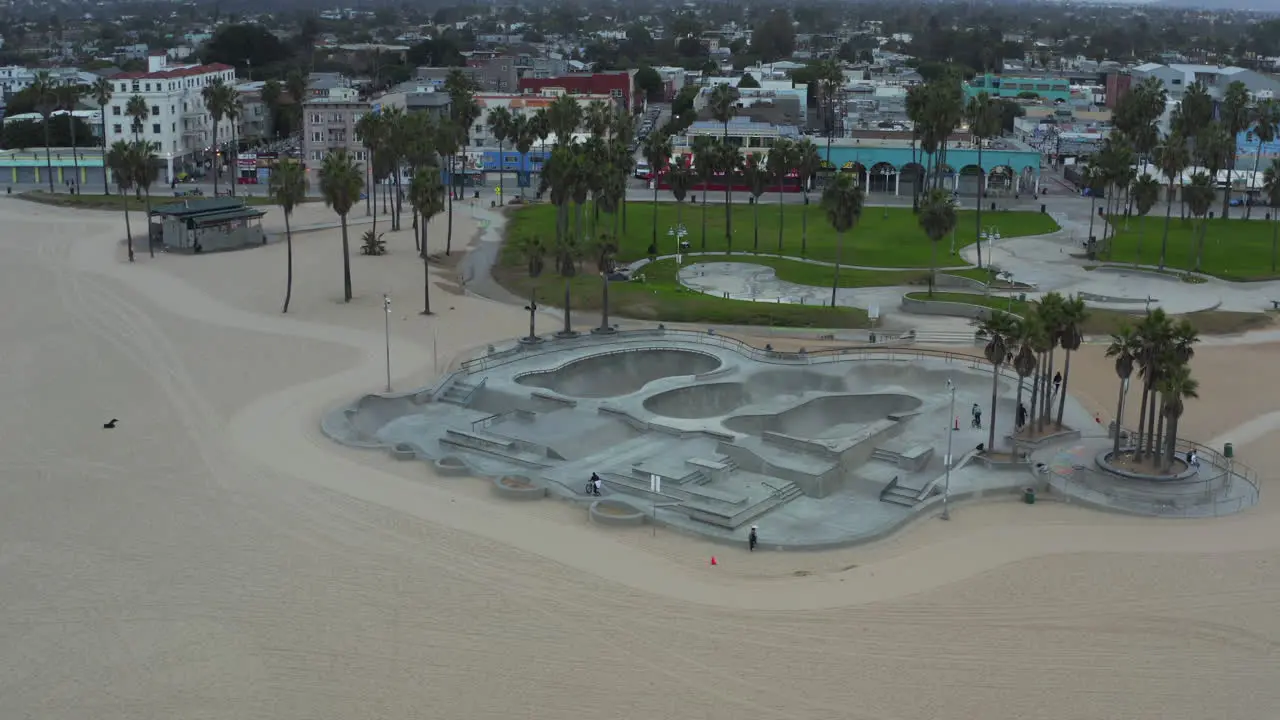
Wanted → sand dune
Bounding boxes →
[0,196,1278,720]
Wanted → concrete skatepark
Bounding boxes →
[324,328,1259,549]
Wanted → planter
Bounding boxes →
[589,499,646,526]
[391,443,417,461]
[492,475,547,500]
[434,455,469,477]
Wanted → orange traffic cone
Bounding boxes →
[710,556,718,566]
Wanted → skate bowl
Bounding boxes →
[492,475,547,500]
[514,348,721,398]
[724,394,922,439]
[589,499,646,526]
[643,382,753,418]
[747,369,848,395]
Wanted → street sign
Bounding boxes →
[495,186,501,195]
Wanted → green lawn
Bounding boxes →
[1104,215,1280,281]
[904,291,1273,336]
[20,191,299,211]
[494,246,871,329]
[508,202,1060,268]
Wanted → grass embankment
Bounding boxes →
[1104,214,1280,282]
[674,254,1005,289]
[20,191,300,210]
[508,202,1059,267]
[904,291,1273,335]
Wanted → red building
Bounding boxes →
[1104,72,1133,110]
[517,71,635,112]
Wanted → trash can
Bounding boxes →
[1018,293,1027,302]
[1023,487,1036,504]
[1040,203,1046,213]
[1224,442,1233,459]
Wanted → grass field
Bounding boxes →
[507,202,1060,268]
[904,291,1273,336]
[1104,215,1280,281]
[494,244,871,329]
[670,254,1005,289]
[20,191,299,211]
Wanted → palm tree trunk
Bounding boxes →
[910,136,919,212]
[282,212,294,312]
[412,209,419,251]
[975,144,984,268]
[700,187,707,250]
[70,116,80,191]
[445,158,454,255]
[1087,194,1097,244]
[1145,385,1159,458]
[599,271,610,332]
[725,175,732,254]
[1137,214,1146,266]
[1160,185,1174,269]
[777,184,785,251]
[1056,349,1072,428]
[101,115,110,194]
[561,279,572,335]
[229,128,238,197]
[651,183,659,254]
[393,168,403,231]
[211,124,219,197]
[675,201,684,251]
[123,192,134,262]
[830,230,843,307]
[43,116,54,193]
[1196,218,1206,271]
[1014,375,1026,431]
[341,215,352,302]
[1027,360,1041,438]
[144,185,154,258]
[929,239,938,296]
[1165,415,1180,471]
[421,212,433,315]
[497,140,505,205]
[1135,381,1150,460]
[1153,400,1166,468]
[1040,351,1055,432]
[1113,376,1128,457]
[752,198,759,252]
[1272,214,1278,273]
[988,363,1000,450]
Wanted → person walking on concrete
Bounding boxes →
[1053,371,1062,398]
[971,403,982,429]
[589,472,602,496]
[1016,402,1028,429]
[748,525,758,552]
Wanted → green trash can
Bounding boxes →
[1018,293,1027,302]
[1224,443,1234,459]
[1023,487,1036,504]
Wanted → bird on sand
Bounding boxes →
[102,419,118,429]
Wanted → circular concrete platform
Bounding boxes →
[589,499,646,526]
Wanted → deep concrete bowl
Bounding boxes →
[492,475,547,500]
[434,455,469,476]
[589,499,646,526]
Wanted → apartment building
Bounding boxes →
[234,81,272,144]
[300,87,369,176]
[103,55,237,182]
[470,91,613,148]
[1131,63,1280,101]
[416,56,519,93]
[518,71,636,112]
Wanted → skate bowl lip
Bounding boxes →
[512,347,722,398]
[589,498,646,525]
[722,392,923,439]
[1095,449,1197,483]
[642,381,753,419]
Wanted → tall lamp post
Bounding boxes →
[943,378,956,521]
[383,294,392,393]
[667,224,688,264]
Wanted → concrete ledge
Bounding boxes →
[434,456,469,476]
[900,294,1013,321]
[1010,427,1081,448]
[492,475,547,500]
[589,499,646,526]
[391,443,418,461]
[971,452,1030,469]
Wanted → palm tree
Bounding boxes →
[1183,171,1215,272]
[380,106,409,230]
[667,157,693,250]
[105,141,137,261]
[1023,308,1054,438]
[516,235,547,342]
[1158,364,1199,471]
[1154,134,1189,269]
[354,109,387,235]
[1054,294,1087,428]
[285,68,308,132]
[1012,317,1040,432]
[91,77,113,193]
[223,88,242,197]
[692,136,717,250]
[1218,81,1251,219]
[1130,174,1161,266]
[743,155,768,252]
[125,94,149,143]
[261,79,282,140]
[715,142,742,252]
[55,82,85,191]
[508,114,536,200]
[708,83,737,140]
[1033,292,1065,433]
[131,141,157,257]
[794,139,822,256]
[1264,159,1280,272]
[979,312,1017,450]
[815,59,843,158]
[1194,121,1232,216]
[1133,308,1171,461]
[270,160,309,313]
[1245,100,1279,220]
[202,79,235,197]
[486,106,514,204]
[1105,325,1141,457]
[30,71,59,192]
[766,138,794,252]
[643,132,672,255]
[610,105,636,234]
[409,167,446,315]
[318,149,363,302]
[434,120,464,255]
[821,171,864,307]
[546,93,583,148]
[965,92,1000,268]
[583,100,612,139]
[918,188,957,296]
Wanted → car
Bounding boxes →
[634,161,651,179]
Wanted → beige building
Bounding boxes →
[300,87,370,177]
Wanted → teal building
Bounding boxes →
[963,73,1073,103]
[0,148,107,186]
[821,139,1044,195]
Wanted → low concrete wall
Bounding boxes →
[434,456,470,476]
[589,499,646,526]
[900,295,1008,321]
[492,475,547,500]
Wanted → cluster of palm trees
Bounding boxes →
[25,71,119,193]
[103,140,158,263]
[1087,78,1280,272]
[201,79,244,197]
[1106,309,1200,471]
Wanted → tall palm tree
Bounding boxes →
[1012,317,1039,431]
[546,93,582,148]
[1130,174,1161,266]
[508,113,535,200]
[815,59,843,158]
[1033,292,1065,433]
[1154,133,1189,269]
[285,68,308,132]
[1157,364,1198,470]
[131,141,157,257]
[381,106,409,230]
[1054,294,1088,428]
[610,105,636,234]
[708,83,737,140]
[486,106,514,204]
[55,82,85,191]
[1265,159,1280,273]
[794,138,822,256]
[202,79,235,196]
[261,79,282,140]
[516,235,547,342]
[318,149,363,302]
[409,166,446,315]
[821,171,864,307]
[766,138,794,252]
[125,94,149,143]
[434,120,465,255]
[715,142,742,252]
[30,71,59,192]
[582,100,612,139]
[1218,81,1251,220]
[105,141,137,261]
[1245,100,1279,220]
[1183,171,1215,272]
[918,188,957,296]
[354,109,387,234]
[692,136,717,251]
[642,132,672,254]
[270,160,309,313]
[708,83,738,242]
[743,155,768,252]
[224,88,242,197]
[1023,309,1054,438]
[91,77,113,193]
[1133,308,1171,461]
[1105,325,1141,457]
[979,312,1017,450]
[667,156,693,250]
[965,92,1000,269]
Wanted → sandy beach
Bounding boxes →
[2,195,1278,720]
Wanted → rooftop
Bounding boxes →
[115,62,235,81]
[150,197,252,217]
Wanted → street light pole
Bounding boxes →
[943,378,955,521]
[383,294,392,393]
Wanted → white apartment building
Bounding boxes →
[0,66,98,101]
[102,55,237,182]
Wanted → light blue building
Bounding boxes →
[821,139,1044,194]
[1237,126,1280,160]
